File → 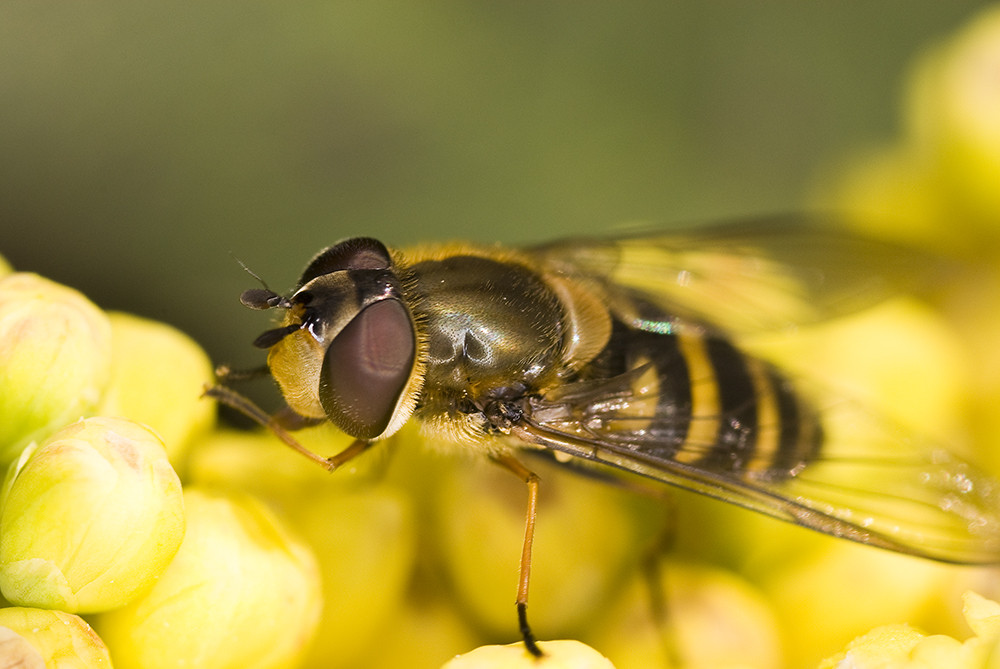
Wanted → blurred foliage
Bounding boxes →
[0,1,992,368]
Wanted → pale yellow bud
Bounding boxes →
[906,6,1000,225]
[98,311,215,466]
[0,273,111,464]
[0,607,112,668]
[95,488,322,669]
[442,640,616,669]
[747,297,969,442]
[963,591,1000,640]
[0,625,46,669]
[368,599,480,669]
[0,417,185,613]
[187,428,417,669]
[766,541,954,668]
[817,624,926,669]
[435,455,666,638]
[593,560,782,669]
[818,592,1000,669]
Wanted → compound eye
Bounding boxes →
[299,238,391,286]
[319,299,415,440]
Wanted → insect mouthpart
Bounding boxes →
[251,324,301,349]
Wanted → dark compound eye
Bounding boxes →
[319,299,415,440]
[298,238,392,287]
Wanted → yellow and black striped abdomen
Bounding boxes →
[576,313,822,482]
[672,331,821,478]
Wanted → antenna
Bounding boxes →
[230,254,292,310]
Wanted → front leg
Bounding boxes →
[204,384,372,471]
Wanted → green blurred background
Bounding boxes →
[0,2,992,369]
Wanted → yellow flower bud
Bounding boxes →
[368,599,480,669]
[818,592,1000,669]
[294,484,415,668]
[817,623,925,669]
[592,560,782,669]
[98,311,216,466]
[0,607,112,668]
[765,541,954,668]
[820,146,951,253]
[0,416,184,613]
[435,455,667,638]
[0,625,46,669]
[441,640,616,669]
[911,634,974,668]
[0,273,111,464]
[187,428,416,669]
[0,254,11,278]
[746,297,969,443]
[964,591,1000,639]
[95,488,322,669]
[906,5,1000,225]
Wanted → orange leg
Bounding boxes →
[491,453,543,658]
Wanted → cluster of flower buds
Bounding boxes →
[818,592,1000,668]
[825,5,1000,476]
[0,259,981,669]
[5,7,1000,668]
[0,267,321,668]
[800,6,1000,666]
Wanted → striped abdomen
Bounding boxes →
[575,314,822,481]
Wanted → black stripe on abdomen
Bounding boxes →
[697,337,759,472]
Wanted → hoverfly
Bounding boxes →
[210,219,1000,656]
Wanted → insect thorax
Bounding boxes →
[408,255,567,414]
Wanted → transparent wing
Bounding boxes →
[512,368,1000,565]
[528,216,946,334]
